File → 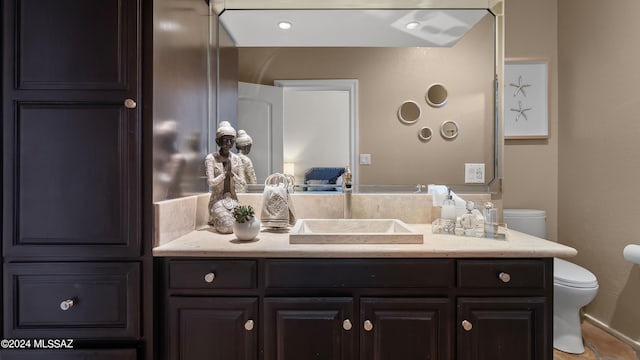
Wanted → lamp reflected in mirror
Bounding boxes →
[426,83,448,108]
[397,100,422,124]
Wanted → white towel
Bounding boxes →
[427,184,466,208]
[261,174,296,228]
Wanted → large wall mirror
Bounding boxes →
[152,0,504,201]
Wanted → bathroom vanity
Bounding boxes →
[154,224,575,360]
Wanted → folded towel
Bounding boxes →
[261,173,296,228]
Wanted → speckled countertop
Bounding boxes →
[152,223,577,258]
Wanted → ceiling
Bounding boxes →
[218,9,489,47]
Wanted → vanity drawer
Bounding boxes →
[457,260,546,289]
[265,259,454,288]
[168,260,257,289]
[3,262,140,339]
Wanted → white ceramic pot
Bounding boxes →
[233,217,261,241]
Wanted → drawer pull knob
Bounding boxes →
[244,319,254,331]
[462,320,473,331]
[124,98,137,109]
[342,319,352,331]
[499,272,511,283]
[60,299,74,311]
[363,320,374,332]
[204,272,216,283]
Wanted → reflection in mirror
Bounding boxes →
[151,2,504,203]
[440,120,459,140]
[233,12,498,189]
[397,100,421,124]
[426,83,448,108]
[418,127,433,141]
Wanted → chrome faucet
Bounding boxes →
[343,166,353,219]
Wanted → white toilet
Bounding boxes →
[503,209,599,354]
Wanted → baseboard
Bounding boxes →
[584,313,640,351]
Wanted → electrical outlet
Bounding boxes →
[360,154,372,165]
[465,163,485,184]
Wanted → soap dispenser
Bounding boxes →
[441,188,457,232]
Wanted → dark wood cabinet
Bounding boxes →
[2,0,141,259]
[264,297,354,360]
[457,297,547,360]
[455,259,553,360]
[0,349,137,360]
[159,257,552,360]
[360,297,451,360]
[2,0,147,358]
[3,262,140,339]
[168,297,257,360]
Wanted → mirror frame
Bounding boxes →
[397,100,422,124]
[425,83,449,108]
[440,120,460,140]
[212,0,504,196]
[418,127,433,141]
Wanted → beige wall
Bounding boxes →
[503,0,559,241]
[558,0,640,346]
[507,0,640,346]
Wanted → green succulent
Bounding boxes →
[233,205,255,223]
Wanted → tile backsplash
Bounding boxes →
[154,192,496,247]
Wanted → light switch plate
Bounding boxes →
[465,163,485,183]
[360,154,372,165]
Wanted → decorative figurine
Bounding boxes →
[205,121,247,233]
[235,129,257,191]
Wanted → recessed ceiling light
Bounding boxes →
[405,21,420,30]
[278,21,292,30]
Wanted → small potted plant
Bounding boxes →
[232,204,261,241]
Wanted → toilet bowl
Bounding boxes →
[503,209,599,354]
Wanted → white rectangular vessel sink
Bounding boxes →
[289,219,423,244]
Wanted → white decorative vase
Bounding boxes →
[233,217,261,241]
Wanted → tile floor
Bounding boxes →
[553,321,639,360]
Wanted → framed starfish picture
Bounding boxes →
[504,58,550,139]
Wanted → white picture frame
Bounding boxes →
[504,58,550,139]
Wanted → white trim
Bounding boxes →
[274,79,359,186]
[584,313,640,351]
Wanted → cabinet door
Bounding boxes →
[2,0,140,258]
[264,297,354,360]
[457,297,548,360]
[167,297,257,360]
[360,297,451,360]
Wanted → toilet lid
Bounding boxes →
[554,258,598,288]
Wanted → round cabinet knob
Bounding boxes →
[498,272,511,283]
[60,299,74,311]
[244,319,254,331]
[204,272,216,283]
[363,320,374,332]
[462,320,473,331]
[342,319,352,331]
[124,98,137,109]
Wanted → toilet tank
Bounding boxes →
[503,209,546,239]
